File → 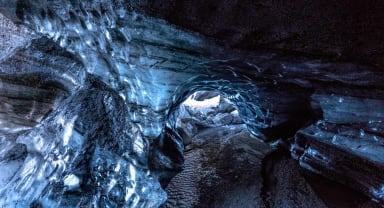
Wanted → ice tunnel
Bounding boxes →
[0,0,384,207]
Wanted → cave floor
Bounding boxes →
[163,125,378,208]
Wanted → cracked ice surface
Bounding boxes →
[1,0,384,207]
[0,1,267,207]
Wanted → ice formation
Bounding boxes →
[0,0,383,207]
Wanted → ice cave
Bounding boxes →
[0,0,384,207]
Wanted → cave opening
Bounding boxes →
[174,90,244,146]
[160,90,273,207]
[160,90,377,208]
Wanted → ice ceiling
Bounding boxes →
[0,0,383,207]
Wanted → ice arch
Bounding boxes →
[0,0,384,207]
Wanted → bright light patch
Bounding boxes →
[183,92,220,109]
[63,174,80,190]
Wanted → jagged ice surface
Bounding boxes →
[0,1,266,206]
[0,0,384,207]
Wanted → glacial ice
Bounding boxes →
[0,0,384,207]
[0,1,267,206]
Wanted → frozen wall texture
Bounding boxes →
[0,0,383,207]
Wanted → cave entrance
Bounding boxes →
[175,90,244,146]
[164,91,371,208]
[163,91,272,207]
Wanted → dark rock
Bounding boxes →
[292,124,384,205]
[164,125,329,208]
[149,126,185,188]
[142,0,384,68]
[261,151,327,208]
[304,171,381,208]
[289,88,384,204]
[163,125,271,208]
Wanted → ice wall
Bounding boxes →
[0,0,384,207]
